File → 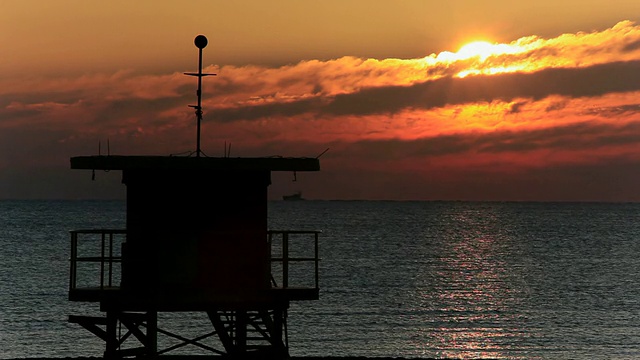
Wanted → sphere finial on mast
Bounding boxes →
[194,35,208,49]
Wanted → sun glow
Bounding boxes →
[450,40,530,78]
[457,41,498,61]
[419,33,565,80]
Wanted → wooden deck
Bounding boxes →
[69,286,319,310]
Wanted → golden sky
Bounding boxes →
[2,1,640,200]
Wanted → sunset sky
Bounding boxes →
[3,0,640,201]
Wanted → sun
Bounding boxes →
[457,41,498,61]
[430,38,530,78]
[435,40,510,63]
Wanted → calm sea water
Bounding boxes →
[1,200,640,359]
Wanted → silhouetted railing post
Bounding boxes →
[100,232,105,289]
[283,232,289,289]
[69,231,78,293]
[314,231,319,289]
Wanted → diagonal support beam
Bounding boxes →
[120,314,149,348]
[68,315,111,342]
[156,328,223,355]
[208,310,235,354]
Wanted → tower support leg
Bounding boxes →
[105,310,119,359]
[238,310,248,355]
[272,309,284,350]
[146,310,158,358]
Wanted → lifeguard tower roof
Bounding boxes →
[71,155,320,172]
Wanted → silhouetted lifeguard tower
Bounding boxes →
[67,35,321,359]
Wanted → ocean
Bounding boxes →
[1,200,640,359]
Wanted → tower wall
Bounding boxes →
[121,169,271,305]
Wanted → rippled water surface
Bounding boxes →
[2,200,640,359]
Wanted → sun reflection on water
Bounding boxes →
[409,205,536,359]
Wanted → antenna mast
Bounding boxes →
[184,35,216,157]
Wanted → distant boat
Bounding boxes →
[283,192,304,201]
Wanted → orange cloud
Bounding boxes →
[3,21,640,200]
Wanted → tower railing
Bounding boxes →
[267,230,321,290]
[69,229,320,298]
[69,229,125,295]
